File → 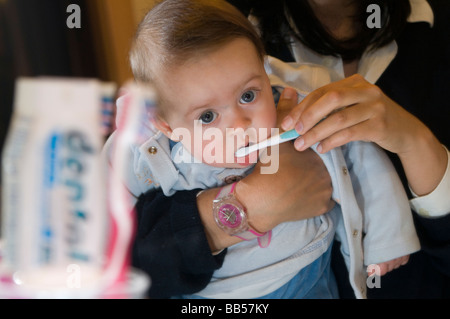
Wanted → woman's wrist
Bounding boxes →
[234,179,278,233]
[398,125,448,196]
[196,188,241,253]
[410,146,450,217]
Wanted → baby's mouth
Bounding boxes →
[239,141,254,152]
[235,141,259,166]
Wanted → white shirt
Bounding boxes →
[283,0,450,218]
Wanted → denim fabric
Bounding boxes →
[175,244,338,299]
[257,244,338,299]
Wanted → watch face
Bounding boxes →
[218,204,242,229]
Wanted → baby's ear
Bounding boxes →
[152,115,172,137]
[152,116,180,142]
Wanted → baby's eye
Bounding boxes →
[199,110,218,124]
[240,90,257,104]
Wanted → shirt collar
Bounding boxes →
[408,0,434,26]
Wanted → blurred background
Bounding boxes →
[0,0,157,226]
[0,0,158,149]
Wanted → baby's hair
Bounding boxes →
[129,0,265,83]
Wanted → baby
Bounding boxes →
[105,0,419,298]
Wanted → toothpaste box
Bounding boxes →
[1,78,114,294]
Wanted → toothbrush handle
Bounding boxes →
[279,129,300,142]
[264,129,300,149]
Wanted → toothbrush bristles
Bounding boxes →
[235,147,248,157]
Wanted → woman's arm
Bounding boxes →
[197,143,335,253]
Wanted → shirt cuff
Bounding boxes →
[409,146,450,218]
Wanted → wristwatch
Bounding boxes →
[213,182,271,248]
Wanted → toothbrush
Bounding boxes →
[235,129,300,157]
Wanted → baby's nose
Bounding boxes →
[232,109,252,130]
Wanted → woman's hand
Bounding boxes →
[238,144,335,233]
[280,75,448,196]
[197,144,334,252]
[281,74,425,155]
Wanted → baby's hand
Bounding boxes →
[368,255,410,276]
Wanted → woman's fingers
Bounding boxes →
[281,75,371,132]
[276,87,300,129]
[293,102,375,151]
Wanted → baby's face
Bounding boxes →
[155,38,276,168]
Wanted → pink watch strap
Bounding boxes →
[214,182,238,200]
[235,230,272,248]
[218,182,272,248]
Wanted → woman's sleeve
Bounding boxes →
[132,189,226,298]
[409,147,450,218]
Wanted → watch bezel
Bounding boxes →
[213,194,249,235]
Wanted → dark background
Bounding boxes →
[0,0,99,155]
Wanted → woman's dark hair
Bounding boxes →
[229,0,411,61]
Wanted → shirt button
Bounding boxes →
[148,146,158,155]
[353,229,359,237]
[342,167,348,175]
[224,175,242,184]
